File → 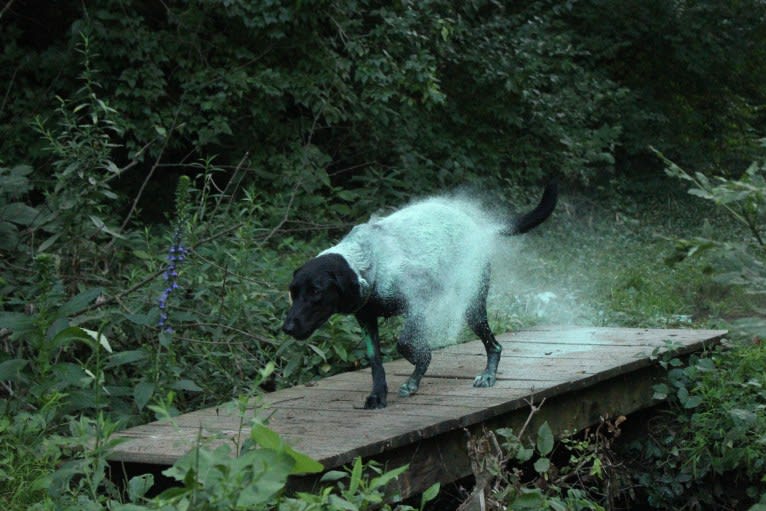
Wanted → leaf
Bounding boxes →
[307,343,327,361]
[536,421,554,456]
[158,331,173,347]
[123,313,153,326]
[170,379,203,392]
[729,408,757,424]
[328,495,358,511]
[236,450,294,506]
[683,395,703,409]
[0,359,28,381]
[0,202,39,226]
[127,473,154,502]
[105,349,149,369]
[134,382,155,411]
[516,446,534,463]
[369,463,408,490]
[82,328,112,352]
[51,363,89,388]
[652,383,669,400]
[511,488,547,509]
[50,326,98,351]
[0,222,18,250]
[89,215,126,239]
[533,457,551,474]
[37,232,62,252]
[0,312,36,333]
[57,287,103,316]
[349,456,363,493]
[250,422,323,474]
[421,482,440,505]
[688,188,714,200]
[319,470,347,482]
[45,317,69,341]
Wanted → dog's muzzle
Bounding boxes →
[282,319,298,337]
[282,316,311,340]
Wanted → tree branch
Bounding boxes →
[0,0,16,21]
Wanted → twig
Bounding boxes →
[0,0,16,21]
[101,138,156,185]
[518,396,546,438]
[207,151,249,221]
[187,247,272,287]
[118,126,173,232]
[0,60,20,116]
[259,183,299,245]
[175,321,278,346]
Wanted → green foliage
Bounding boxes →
[618,150,766,508]
[125,421,324,510]
[627,343,766,508]
[4,0,748,203]
[660,147,766,334]
[4,0,764,198]
[569,0,766,168]
[472,418,628,510]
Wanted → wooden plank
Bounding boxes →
[108,327,726,495]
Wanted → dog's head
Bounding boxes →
[282,254,362,340]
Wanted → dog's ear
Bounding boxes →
[331,267,365,313]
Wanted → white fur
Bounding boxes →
[320,197,504,344]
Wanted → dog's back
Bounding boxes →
[325,197,499,307]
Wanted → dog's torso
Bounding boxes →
[320,197,500,318]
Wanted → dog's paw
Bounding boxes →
[364,392,387,409]
[398,378,420,397]
[473,371,497,388]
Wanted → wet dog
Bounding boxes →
[283,183,557,409]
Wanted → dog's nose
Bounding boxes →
[282,320,296,336]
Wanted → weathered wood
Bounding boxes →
[108,327,726,496]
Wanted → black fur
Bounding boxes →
[283,183,558,409]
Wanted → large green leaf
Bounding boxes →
[0,222,18,250]
[235,449,294,507]
[105,349,149,369]
[0,202,39,226]
[536,421,554,456]
[0,312,37,333]
[57,287,104,316]
[250,422,323,474]
[50,326,111,352]
[0,359,29,381]
[133,382,155,411]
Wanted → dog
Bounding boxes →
[282,183,557,409]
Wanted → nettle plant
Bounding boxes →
[657,146,766,334]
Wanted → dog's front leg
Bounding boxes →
[356,312,387,409]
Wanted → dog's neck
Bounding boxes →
[319,242,373,311]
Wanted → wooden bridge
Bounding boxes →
[108,326,726,497]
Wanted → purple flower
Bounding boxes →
[158,228,187,333]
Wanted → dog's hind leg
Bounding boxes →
[356,312,388,409]
[466,269,502,387]
[397,316,431,397]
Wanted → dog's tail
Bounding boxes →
[502,180,558,236]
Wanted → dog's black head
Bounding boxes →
[282,253,362,340]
